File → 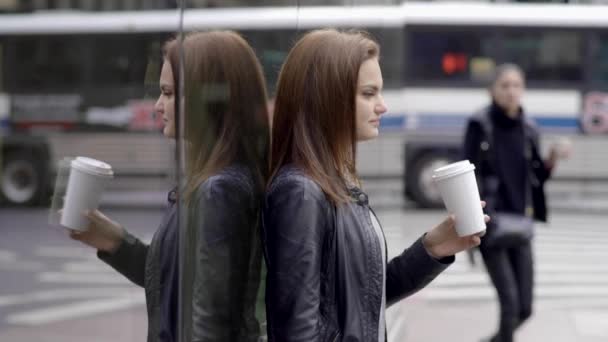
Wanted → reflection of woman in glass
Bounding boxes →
[463,64,571,342]
[67,31,270,342]
[262,29,486,341]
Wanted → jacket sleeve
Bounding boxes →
[97,230,148,288]
[462,117,500,212]
[385,235,453,307]
[530,129,552,184]
[191,177,261,342]
[462,119,484,167]
[262,177,329,342]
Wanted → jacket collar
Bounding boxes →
[167,187,178,204]
[348,186,369,206]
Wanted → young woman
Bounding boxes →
[66,31,270,342]
[262,29,487,342]
[463,63,571,342]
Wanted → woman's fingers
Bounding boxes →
[481,201,486,208]
[68,229,83,241]
[85,210,102,223]
[437,215,456,231]
[470,235,481,247]
[448,215,456,228]
[484,215,491,223]
[86,210,112,229]
[443,215,458,239]
[446,215,456,226]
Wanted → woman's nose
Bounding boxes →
[376,100,388,115]
[154,96,163,115]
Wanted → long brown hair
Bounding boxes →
[164,31,270,200]
[269,29,379,204]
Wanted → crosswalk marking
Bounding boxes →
[429,272,608,286]
[419,286,608,301]
[62,261,115,273]
[3,244,143,326]
[446,262,608,273]
[0,250,16,262]
[0,288,137,307]
[0,260,44,271]
[535,236,608,244]
[536,231,608,239]
[34,246,95,259]
[6,295,145,326]
[571,311,608,338]
[38,271,131,284]
[411,222,608,304]
[534,242,608,250]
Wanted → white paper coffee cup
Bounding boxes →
[60,157,113,231]
[432,160,486,237]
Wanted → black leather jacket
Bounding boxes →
[262,165,453,342]
[99,165,263,342]
[463,105,552,222]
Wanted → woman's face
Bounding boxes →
[155,60,176,138]
[356,58,387,142]
[491,69,525,117]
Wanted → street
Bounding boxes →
[382,210,608,342]
[1,190,607,341]
[0,207,158,342]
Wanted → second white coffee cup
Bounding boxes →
[60,157,113,231]
[432,160,486,237]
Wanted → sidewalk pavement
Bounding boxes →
[387,296,608,342]
[382,209,608,342]
[0,309,147,342]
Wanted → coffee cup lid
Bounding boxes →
[71,157,114,178]
[432,160,475,181]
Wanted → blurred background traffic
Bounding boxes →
[1,0,607,341]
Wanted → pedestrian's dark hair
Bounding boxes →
[489,63,526,88]
[163,31,270,200]
[269,29,379,204]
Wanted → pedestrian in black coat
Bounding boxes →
[463,63,572,342]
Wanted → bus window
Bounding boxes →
[502,30,582,83]
[242,29,297,94]
[11,35,83,91]
[89,34,156,86]
[591,34,608,86]
[244,27,404,92]
[368,27,404,89]
[406,29,496,84]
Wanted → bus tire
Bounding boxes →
[406,153,455,208]
[1,151,48,206]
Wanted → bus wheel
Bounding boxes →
[1,152,45,206]
[407,153,454,208]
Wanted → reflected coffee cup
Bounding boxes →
[60,157,113,231]
[432,160,486,237]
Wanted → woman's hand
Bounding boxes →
[549,138,573,161]
[67,210,125,254]
[423,202,490,259]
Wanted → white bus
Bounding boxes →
[1,3,607,206]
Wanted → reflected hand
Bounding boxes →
[550,138,573,160]
[67,210,125,254]
[423,201,490,259]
